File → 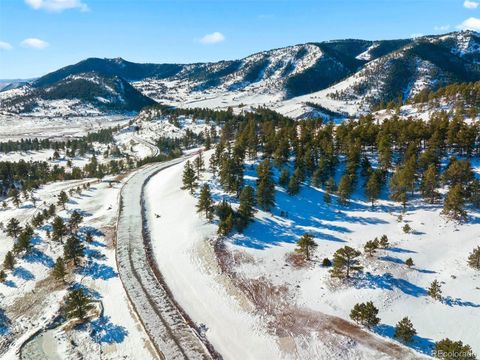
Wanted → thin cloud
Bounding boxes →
[464,0,479,9]
[458,17,480,31]
[21,38,50,49]
[25,0,89,12]
[199,32,225,45]
[0,41,13,50]
[434,25,450,32]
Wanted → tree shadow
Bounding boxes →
[88,316,128,344]
[442,296,480,308]
[77,261,117,280]
[374,323,435,355]
[69,283,102,299]
[13,266,35,281]
[355,272,428,297]
[78,226,104,237]
[23,248,55,268]
[0,308,11,335]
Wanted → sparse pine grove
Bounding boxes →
[176,104,479,355]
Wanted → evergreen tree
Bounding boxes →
[442,184,467,222]
[69,210,83,232]
[434,339,474,360]
[181,160,197,194]
[14,230,33,254]
[378,234,390,249]
[349,301,380,329]
[237,186,256,231]
[52,257,67,282]
[63,288,94,321]
[365,171,381,207]
[6,218,22,238]
[421,164,440,203]
[403,223,412,233]
[57,190,69,209]
[278,168,290,188]
[63,235,84,266]
[52,216,67,243]
[196,184,214,221]
[467,246,480,270]
[0,270,6,282]
[218,213,234,236]
[428,280,443,301]
[337,174,353,206]
[390,166,408,209]
[8,188,21,208]
[287,168,302,196]
[405,257,414,268]
[330,246,363,279]
[295,233,317,261]
[194,152,205,179]
[394,317,417,344]
[256,159,275,211]
[3,251,15,270]
[364,240,378,257]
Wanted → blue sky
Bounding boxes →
[0,0,479,79]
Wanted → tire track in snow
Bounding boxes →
[116,158,215,360]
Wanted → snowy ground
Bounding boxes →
[144,152,480,359]
[0,174,154,359]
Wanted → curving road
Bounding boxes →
[116,158,215,360]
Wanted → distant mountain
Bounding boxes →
[0,72,156,116]
[0,79,34,92]
[1,30,478,118]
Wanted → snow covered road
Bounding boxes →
[116,159,214,360]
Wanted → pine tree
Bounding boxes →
[278,168,290,188]
[287,168,302,196]
[52,216,67,243]
[57,190,69,209]
[365,171,381,206]
[442,184,467,222]
[181,160,197,194]
[394,317,417,344]
[420,164,440,203]
[349,301,380,329]
[218,213,234,236]
[194,152,205,179]
[323,190,331,205]
[14,230,32,254]
[63,288,94,321]
[402,224,411,233]
[434,339,474,359]
[6,218,22,238]
[364,240,378,257]
[405,257,414,268]
[8,188,21,208]
[295,233,317,261]
[467,246,480,270]
[196,184,214,221]
[3,251,15,270]
[330,246,363,279]
[390,166,408,209]
[256,159,275,211]
[337,174,353,206]
[428,280,442,301]
[0,270,6,282]
[378,234,390,249]
[237,186,256,231]
[63,235,84,266]
[52,257,67,282]
[69,210,83,232]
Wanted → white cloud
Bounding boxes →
[458,17,480,31]
[25,0,89,12]
[199,32,225,45]
[0,41,12,50]
[434,25,450,31]
[21,38,50,49]
[464,0,479,9]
